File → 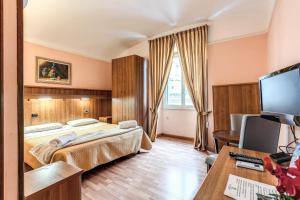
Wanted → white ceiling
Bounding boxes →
[24,0,276,62]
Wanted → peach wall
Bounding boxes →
[207,34,268,148]
[268,0,300,71]
[24,42,112,90]
[208,34,268,86]
[118,34,268,149]
[3,0,18,199]
[267,0,300,143]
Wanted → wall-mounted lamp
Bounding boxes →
[38,96,53,101]
[81,97,90,101]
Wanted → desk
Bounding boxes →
[194,146,277,200]
[213,130,240,153]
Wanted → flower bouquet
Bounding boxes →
[261,157,300,200]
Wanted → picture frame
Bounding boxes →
[36,56,72,85]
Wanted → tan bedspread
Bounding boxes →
[24,123,152,171]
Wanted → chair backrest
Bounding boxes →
[230,114,244,132]
[239,115,281,153]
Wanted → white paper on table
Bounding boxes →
[224,174,278,200]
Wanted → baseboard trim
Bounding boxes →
[206,145,215,153]
[157,133,194,142]
[157,133,216,152]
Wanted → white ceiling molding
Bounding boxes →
[24,0,276,61]
[208,30,268,45]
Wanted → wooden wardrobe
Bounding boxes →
[112,55,148,132]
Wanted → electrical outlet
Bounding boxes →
[206,121,209,128]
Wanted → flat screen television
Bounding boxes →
[259,63,300,126]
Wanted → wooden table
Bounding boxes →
[194,146,277,200]
[25,161,84,200]
[213,130,240,153]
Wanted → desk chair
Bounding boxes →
[230,114,244,132]
[239,115,281,153]
[229,114,244,146]
[205,114,281,171]
[205,114,244,171]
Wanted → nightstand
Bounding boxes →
[25,161,83,200]
[99,116,112,123]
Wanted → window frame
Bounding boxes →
[163,52,194,110]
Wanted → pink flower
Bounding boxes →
[296,159,300,170]
[276,184,285,194]
[274,164,288,177]
[264,157,300,198]
[264,157,274,173]
[279,176,296,196]
[288,168,300,177]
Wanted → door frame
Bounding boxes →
[0,0,4,199]
[17,0,24,199]
[1,0,24,199]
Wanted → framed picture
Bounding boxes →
[36,57,72,85]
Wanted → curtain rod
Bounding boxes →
[148,21,210,41]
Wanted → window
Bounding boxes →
[164,51,194,109]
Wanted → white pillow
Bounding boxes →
[118,120,138,129]
[67,118,99,127]
[24,123,64,134]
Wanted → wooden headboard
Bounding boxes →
[212,82,260,131]
[24,86,112,126]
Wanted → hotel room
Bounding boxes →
[2,0,300,199]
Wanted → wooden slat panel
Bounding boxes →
[228,85,243,113]
[112,59,117,123]
[241,84,260,114]
[213,86,229,131]
[213,82,260,131]
[24,86,112,126]
[24,86,110,99]
[112,56,123,124]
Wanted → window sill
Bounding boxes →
[163,106,195,111]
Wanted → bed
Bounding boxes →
[24,122,152,171]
